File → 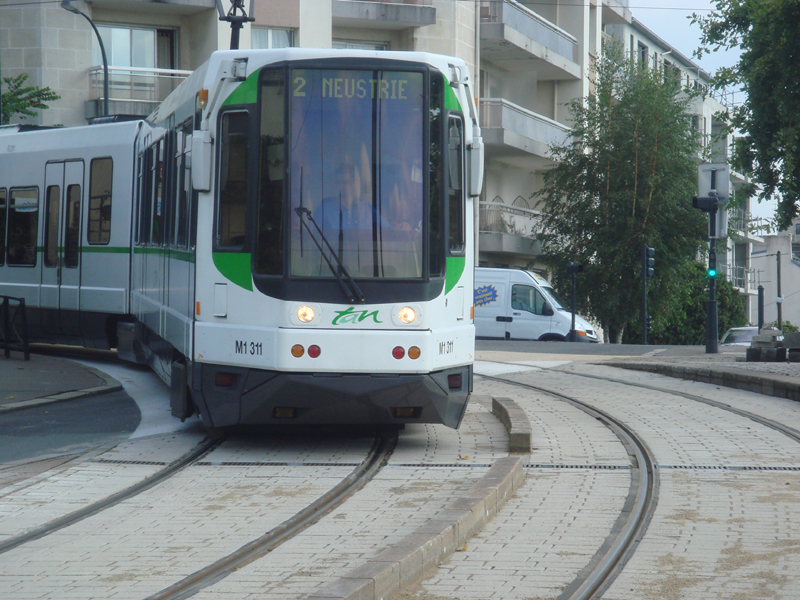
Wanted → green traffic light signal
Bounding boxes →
[707,268,717,277]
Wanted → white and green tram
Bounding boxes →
[0,49,483,429]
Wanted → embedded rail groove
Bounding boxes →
[146,430,397,600]
[480,374,659,600]
[0,435,223,555]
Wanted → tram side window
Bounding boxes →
[256,69,284,275]
[88,157,113,244]
[447,116,465,255]
[152,141,165,245]
[44,185,60,267]
[64,184,81,268]
[139,149,154,244]
[0,189,6,266]
[7,188,39,267]
[218,111,250,248]
[428,76,444,278]
[176,119,193,249]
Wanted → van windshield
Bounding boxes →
[542,286,567,310]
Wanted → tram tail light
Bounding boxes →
[447,374,462,389]
[215,372,235,387]
[291,344,305,357]
[392,346,405,359]
[308,345,321,358]
[408,346,421,360]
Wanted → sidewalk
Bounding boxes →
[0,351,122,412]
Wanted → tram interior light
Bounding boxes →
[398,306,416,324]
[297,305,315,323]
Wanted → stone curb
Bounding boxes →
[492,396,533,453]
[611,362,800,401]
[0,364,124,414]
[305,396,530,600]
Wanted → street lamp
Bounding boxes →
[61,1,109,118]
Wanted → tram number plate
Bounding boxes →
[439,340,454,355]
[235,340,263,356]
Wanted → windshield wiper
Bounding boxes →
[294,207,365,304]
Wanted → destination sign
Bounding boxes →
[292,71,418,101]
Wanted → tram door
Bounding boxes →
[41,160,84,336]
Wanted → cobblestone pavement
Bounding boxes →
[404,359,800,600]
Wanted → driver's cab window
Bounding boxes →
[511,284,546,315]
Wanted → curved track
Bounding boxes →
[0,435,222,555]
[146,430,397,600]
[481,373,658,600]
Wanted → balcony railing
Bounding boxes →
[480,98,571,155]
[481,0,578,63]
[88,65,192,106]
[480,197,541,238]
[727,263,756,292]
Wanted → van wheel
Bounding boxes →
[539,334,565,342]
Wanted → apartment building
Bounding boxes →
[2,0,757,319]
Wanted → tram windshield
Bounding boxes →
[286,68,426,280]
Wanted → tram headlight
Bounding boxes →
[398,306,416,324]
[297,305,315,323]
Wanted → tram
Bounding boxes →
[0,48,483,429]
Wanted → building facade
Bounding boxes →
[1,0,761,321]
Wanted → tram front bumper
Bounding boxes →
[191,363,473,429]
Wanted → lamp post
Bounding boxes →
[61,1,109,118]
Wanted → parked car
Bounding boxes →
[720,326,759,346]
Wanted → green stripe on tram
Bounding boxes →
[445,256,465,295]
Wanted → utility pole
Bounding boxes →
[777,250,783,330]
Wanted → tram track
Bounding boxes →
[0,435,223,555]
[146,429,397,600]
[480,373,658,600]
[478,359,800,600]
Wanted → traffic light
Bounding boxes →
[645,314,653,332]
[641,244,655,278]
[692,196,718,212]
[707,251,717,278]
[566,262,583,275]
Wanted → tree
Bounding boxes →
[637,261,746,345]
[533,44,707,343]
[1,73,60,125]
[694,1,800,230]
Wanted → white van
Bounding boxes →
[474,267,600,342]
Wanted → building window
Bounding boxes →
[332,40,388,51]
[93,26,175,69]
[252,27,294,49]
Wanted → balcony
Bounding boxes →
[84,66,192,119]
[602,0,632,26]
[480,98,571,169]
[479,197,542,259]
[728,207,765,243]
[727,263,756,293]
[332,0,435,30]
[480,0,580,79]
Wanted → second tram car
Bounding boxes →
[0,49,484,429]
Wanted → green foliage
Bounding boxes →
[533,43,707,342]
[774,321,799,333]
[637,261,747,345]
[694,1,800,230]
[1,73,60,125]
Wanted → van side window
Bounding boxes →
[511,284,547,315]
